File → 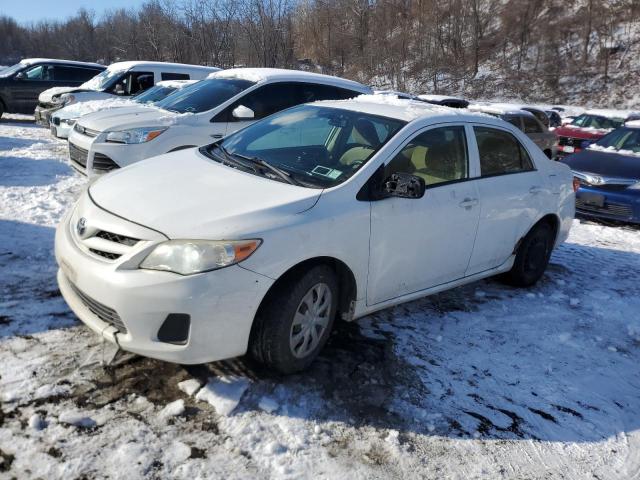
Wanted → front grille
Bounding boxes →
[95,230,139,247]
[558,136,581,147]
[89,249,122,260]
[69,143,88,168]
[576,198,633,219]
[68,281,127,333]
[93,153,120,172]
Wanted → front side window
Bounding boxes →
[207,105,405,188]
[156,78,255,114]
[522,116,543,133]
[23,64,53,80]
[474,126,534,176]
[384,126,469,187]
[120,71,154,95]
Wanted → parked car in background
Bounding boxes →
[543,109,562,128]
[418,94,469,108]
[468,104,556,158]
[55,96,574,373]
[67,68,371,176]
[0,58,104,118]
[551,105,586,125]
[487,103,551,128]
[373,89,418,100]
[49,80,197,139]
[554,109,636,158]
[35,61,218,127]
[560,121,640,224]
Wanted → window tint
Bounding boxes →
[53,66,100,82]
[522,116,543,133]
[474,127,534,176]
[215,82,363,122]
[161,72,190,81]
[385,126,469,187]
[504,116,522,129]
[525,109,549,126]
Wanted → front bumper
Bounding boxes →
[575,185,640,224]
[50,120,73,139]
[34,104,63,127]
[54,198,274,364]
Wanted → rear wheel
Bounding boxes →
[0,101,4,120]
[500,222,554,287]
[250,265,338,374]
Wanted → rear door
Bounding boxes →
[52,65,99,85]
[367,124,481,305]
[465,125,544,275]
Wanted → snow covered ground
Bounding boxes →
[1,114,639,479]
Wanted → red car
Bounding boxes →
[554,109,631,158]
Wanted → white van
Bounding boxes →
[35,61,219,126]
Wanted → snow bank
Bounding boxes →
[58,411,97,428]
[159,399,185,421]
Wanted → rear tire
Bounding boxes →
[500,222,554,287]
[0,101,4,120]
[249,265,338,374]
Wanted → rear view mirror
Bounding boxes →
[232,105,255,120]
[383,173,426,199]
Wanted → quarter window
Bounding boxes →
[53,66,100,82]
[385,126,469,187]
[474,126,534,176]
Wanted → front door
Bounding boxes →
[367,125,481,305]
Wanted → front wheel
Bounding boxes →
[249,265,338,374]
[500,222,554,287]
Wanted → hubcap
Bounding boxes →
[289,282,332,359]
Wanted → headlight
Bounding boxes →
[57,94,75,106]
[139,239,261,275]
[63,118,77,125]
[105,127,167,144]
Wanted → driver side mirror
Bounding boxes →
[14,72,26,81]
[382,173,426,199]
[114,83,125,95]
[232,105,255,120]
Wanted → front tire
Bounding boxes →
[500,222,554,287]
[250,265,338,374]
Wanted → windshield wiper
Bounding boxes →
[213,145,258,173]
[231,152,301,186]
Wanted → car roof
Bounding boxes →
[19,58,104,68]
[624,120,640,129]
[106,61,219,72]
[311,95,494,123]
[418,94,466,102]
[467,103,536,118]
[207,68,371,93]
[154,79,198,89]
[585,108,637,120]
[488,102,545,113]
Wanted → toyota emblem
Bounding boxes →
[76,217,87,236]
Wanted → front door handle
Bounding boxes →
[529,186,543,195]
[210,133,223,139]
[459,197,479,209]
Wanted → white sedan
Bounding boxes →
[55,96,575,373]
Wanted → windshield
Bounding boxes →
[155,78,255,114]
[571,114,624,130]
[133,85,177,104]
[0,62,28,78]
[590,127,640,155]
[80,68,126,91]
[206,104,406,188]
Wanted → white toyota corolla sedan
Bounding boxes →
[55,96,575,373]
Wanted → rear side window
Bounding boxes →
[297,83,362,102]
[474,126,534,176]
[522,116,543,133]
[385,126,469,187]
[53,66,101,82]
[504,116,522,130]
[161,72,190,81]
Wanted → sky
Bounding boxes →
[1,0,149,24]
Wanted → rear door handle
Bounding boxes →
[459,198,479,209]
[529,186,543,195]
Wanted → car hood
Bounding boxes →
[54,98,136,120]
[39,86,92,103]
[560,149,640,180]
[89,149,322,239]
[554,125,611,140]
[76,105,181,132]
